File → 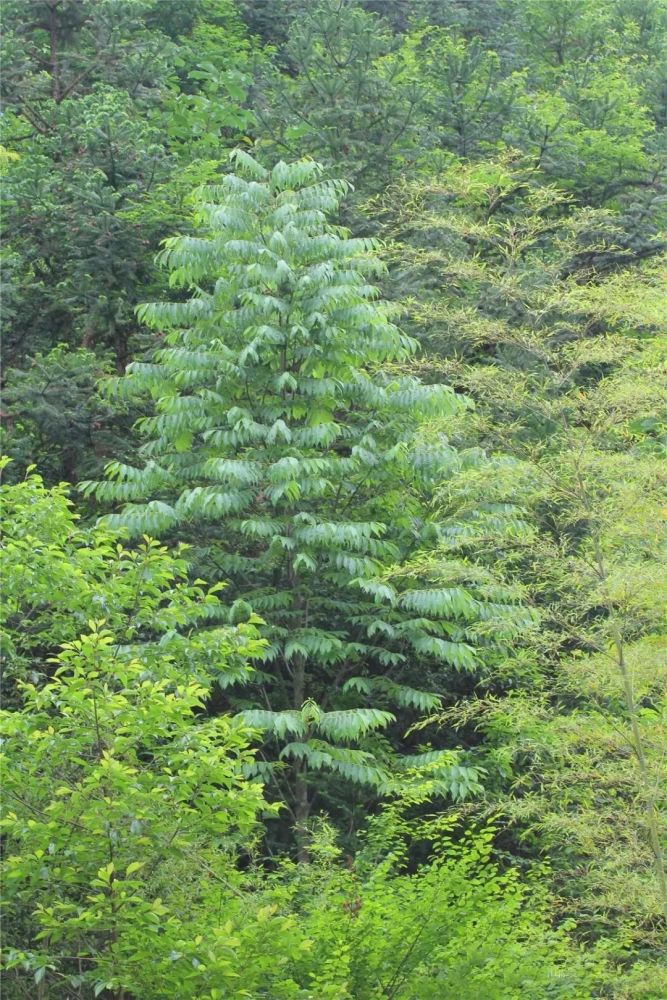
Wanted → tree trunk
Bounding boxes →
[292,651,310,862]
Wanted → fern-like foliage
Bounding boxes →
[84,152,531,834]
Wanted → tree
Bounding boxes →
[0,464,257,704]
[370,157,667,994]
[0,0,179,368]
[404,27,523,159]
[0,346,128,484]
[3,2,665,992]
[1,626,268,1000]
[371,154,665,377]
[0,469,278,999]
[251,0,422,193]
[0,0,256,483]
[1,470,606,1000]
[84,153,530,852]
[444,336,667,998]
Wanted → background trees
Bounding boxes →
[368,149,666,993]
[1,1,665,996]
[249,0,422,192]
[1,0,256,481]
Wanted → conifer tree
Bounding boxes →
[85,153,527,848]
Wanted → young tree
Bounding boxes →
[85,153,526,851]
[0,464,257,706]
[0,478,603,1000]
[0,470,277,999]
[404,27,523,159]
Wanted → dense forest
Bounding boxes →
[1,1,665,997]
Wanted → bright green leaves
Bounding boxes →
[398,586,480,619]
[244,701,388,740]
[410,635,478,670]
[394,752,486,802]
[255,807,604,1000]
[0,471,262,704]
[0,518,270,999]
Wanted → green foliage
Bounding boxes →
[509,69,656,201]
[256,809,605,1000]
[0,346,127,484]
[0,468,257,705]
[0,0,256,481]
[1,625,266,999]
[84,153,533,841]
[0,469,277,999]
[373,154,665,379]
[0,471,604,999]
[3,1,666,992]
[251,0,422,190]
[375,155,667,989]
[367,103,666,988]
[491,347,667,941]
[1,1,177,366]
[404,27,523,159]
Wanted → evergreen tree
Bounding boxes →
[406,26,522,159]
[250,0,421,193]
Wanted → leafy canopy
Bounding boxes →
[84,153,530,835]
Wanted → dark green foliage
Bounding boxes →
[409,27,522,158]
[251,0,422,191]
[1,0,179,366]
[0,347,128,483]
[0,0,255,480]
